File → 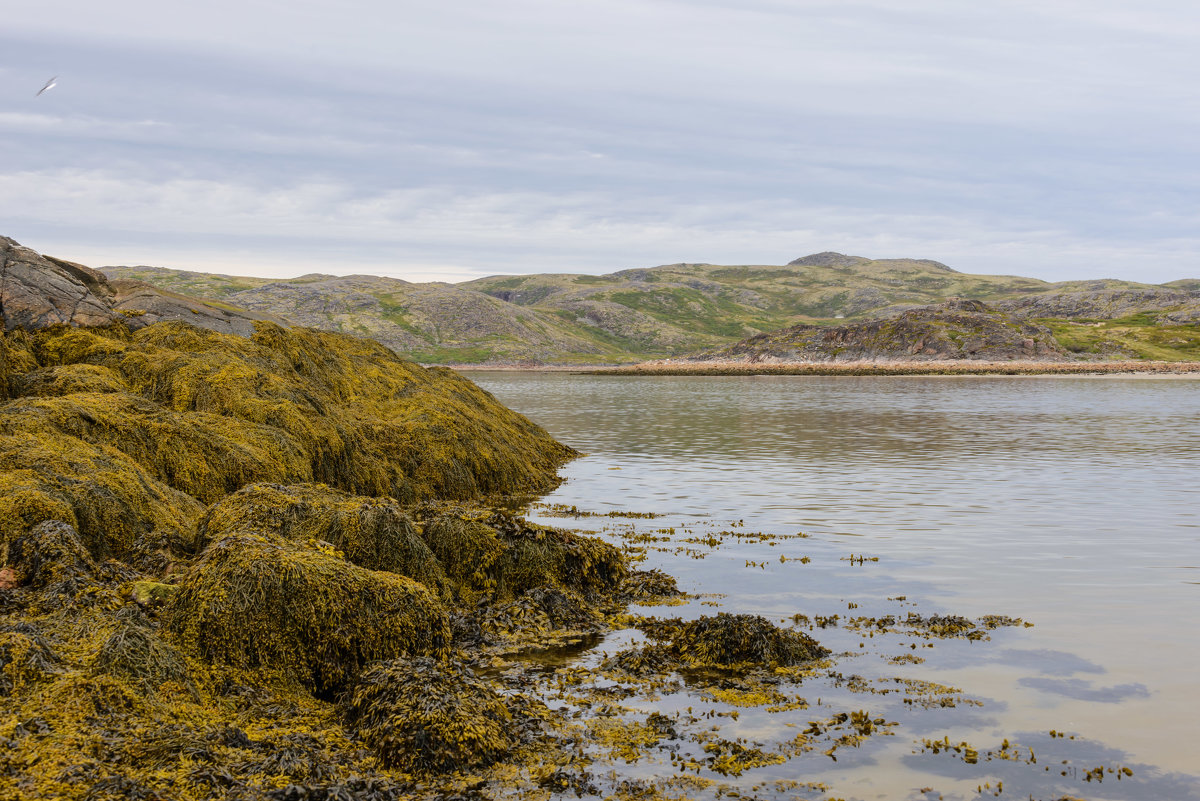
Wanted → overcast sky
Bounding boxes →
[4,1,1200,283]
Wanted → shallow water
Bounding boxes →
[471,372,1200,800]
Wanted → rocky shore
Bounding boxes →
[1,238,838,799]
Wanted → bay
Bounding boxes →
[471,372,1200,800]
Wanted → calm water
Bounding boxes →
[471,372,1200,800]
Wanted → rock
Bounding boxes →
[788,252,870,268]
[108,279,290,337]
[0,236,291,337]
[1,237,119,330]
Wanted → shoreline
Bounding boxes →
[448,359,1200,377]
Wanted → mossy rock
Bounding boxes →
[166,534,451,695]
[196,483,446,589]
[344,656,519,774]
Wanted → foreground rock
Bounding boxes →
[690,298,1066,363]
[2,235,285,337]
[1,237,118,330]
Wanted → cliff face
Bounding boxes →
[695,298,1067,363]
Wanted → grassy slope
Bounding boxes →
[107,256,1200,364]
[1039,313,1200,361]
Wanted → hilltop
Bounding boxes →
[105,252,1200,364]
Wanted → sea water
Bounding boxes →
[470,372,1200,800]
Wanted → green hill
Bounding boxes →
[105,253,1200,364]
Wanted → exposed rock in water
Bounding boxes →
[692,298,1066,363]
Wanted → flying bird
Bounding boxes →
[36,76,57,96]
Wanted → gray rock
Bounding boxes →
[1,237,119,330]
[0,236,290,336]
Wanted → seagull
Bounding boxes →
[36,76,57,96]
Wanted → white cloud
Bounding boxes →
[4,168,1196,283]
[3,3,1200,284]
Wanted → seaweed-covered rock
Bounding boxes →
[0,431,203,561]
[419,514,506,600]
[0,624,61,696]
[5,520,96,590]
[620,568,682,601]
[655,613,827,668]
[344,656,522,774]
[93,619,194,694]
[197,483,445,588]
[480,587,604,645]
[166,535,450,695]
[1,320,575,560]
[419,509,627,604]
[485,511,626,600]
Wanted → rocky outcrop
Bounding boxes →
[108,279,290,336]
[694,298,1066,363]
[995,287,1200,321]
[1,237,120,330]
[0,236,289,336]
[788,252,869,268]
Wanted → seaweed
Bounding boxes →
[196,483,446,588]
[1,321,575,563]
[165,534,451,695]
[0,624,62,696]
[344,655,536,774]
[92,619,194,695]
[637,613,828,669]
[5,520,97,591]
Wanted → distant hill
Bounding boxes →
[104,253,1200,364]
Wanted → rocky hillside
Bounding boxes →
[690,299,1066,363]
[106,250,1200,364]
[103,266,642,365]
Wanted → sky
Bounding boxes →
[3,0,1200,284]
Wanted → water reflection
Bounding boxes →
[470,372,1200,796]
